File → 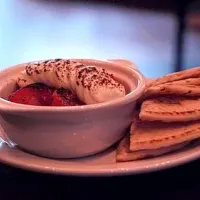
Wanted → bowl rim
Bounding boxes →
[0,59,146,113]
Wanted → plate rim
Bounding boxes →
[1,77,200,176]
[1,140,200,176]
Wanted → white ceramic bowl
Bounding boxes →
[0,59,145,158]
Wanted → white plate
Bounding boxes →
[0,73,200,176]
[1,129,200,176]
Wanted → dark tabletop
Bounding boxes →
[1,159,200,200]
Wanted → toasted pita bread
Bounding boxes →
[146,78,154,86]
[141,85,200,100]
[130,115,200,151]
[140,97,200,122]
[149,66,200,87]
[116,134,189,162]
[169,78,200,86]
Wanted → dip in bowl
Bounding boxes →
[0,59,145,158]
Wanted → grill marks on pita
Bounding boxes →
[148,66,200,87]
[140,67,200,122]
[116,66,200,162]
[130,115,200,151]
[116,134,189,162]
[140,97,200,122]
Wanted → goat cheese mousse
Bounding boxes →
[8,59,126,106]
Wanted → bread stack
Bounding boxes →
[117,66,200,162]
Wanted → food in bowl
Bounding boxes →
[2,59,200,163]
[9,83,85,106]
[10,59,126,106]
[0,59,145,159]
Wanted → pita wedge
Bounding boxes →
[146,78,154,87]
[116,135,189,162]
[169,77,200,86]
[141,84,200,100]
[148,66,200,87]
[130,115,200,151]
[140,97,200,122]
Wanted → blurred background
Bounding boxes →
[0,0,200,77]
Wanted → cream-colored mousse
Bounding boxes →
[17,59,126,104]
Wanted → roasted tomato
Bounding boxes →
[52,88,84,106]
[9,83,84,106]
[9,83,54,106]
